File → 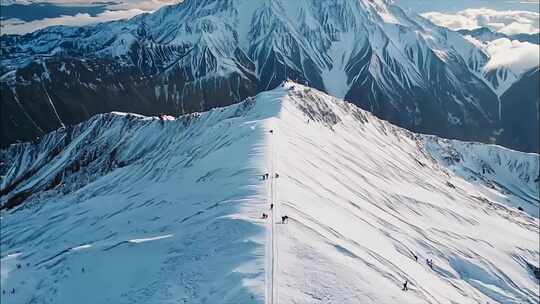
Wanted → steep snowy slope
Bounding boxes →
[271,83,539,304]
[0,100,279,303]
[1,0,508,152]
[1,83,539,304]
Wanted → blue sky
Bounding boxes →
[394,0,540,13]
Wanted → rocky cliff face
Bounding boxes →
[499,68,540,153]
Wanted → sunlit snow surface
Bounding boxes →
[1,83,539,304]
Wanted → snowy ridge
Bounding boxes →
[1,82,539,303]
[483,66,519,97]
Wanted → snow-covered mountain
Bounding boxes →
[2,0,518,151]
[459,31,539,97]
[1,83,539,304]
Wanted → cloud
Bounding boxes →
[465,35,540,75]
[0,0,182,35]
[482,38,539,74]
[109,0,179,11]
[1,0,179,10]
[422,8,539,35]
[498,22,538,35]
[0,9,146,35]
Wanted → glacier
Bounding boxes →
[1,83,539,304]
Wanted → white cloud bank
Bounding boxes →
[464,34,539,77]
[0,0,180,35]
[483,38,539,74]
[1,9,146,35]
[1,0,177,10]
[422,8,539,35]
[110,0,178,11]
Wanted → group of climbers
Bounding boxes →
[260,173,287,222]
[262,128,446,296]
[2,262,89,297]
[261,173,280,180]
[3,263,29,296]
[261,208,288,223]
[2,288,16,295]
[260,129,288,224]
[402,255,437,292]
[426,258,434,269]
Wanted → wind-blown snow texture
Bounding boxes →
[1,83,539,304]
[4,0,536,153]
[0,100,277,303]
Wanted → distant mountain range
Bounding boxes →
[0,2,109,21]
[1,0,538,152]
[458,27,539,44]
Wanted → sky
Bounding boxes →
[394,0,539,13]
[398,0,539,78]
[0,0,539,35]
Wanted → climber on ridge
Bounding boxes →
[426,259,433,269]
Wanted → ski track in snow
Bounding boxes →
[0,82,538,304]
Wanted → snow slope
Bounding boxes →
[0,100,280,303]
[271,83,539,304]
[1,82,539,303]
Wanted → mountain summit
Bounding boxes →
[4,0,535,151]
[1,83,538,303]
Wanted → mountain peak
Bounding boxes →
[0,0,535,153]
